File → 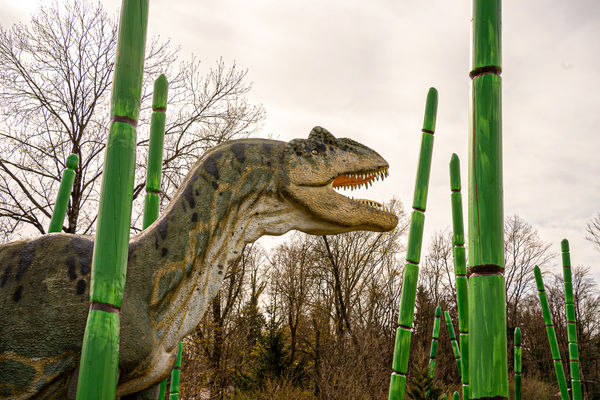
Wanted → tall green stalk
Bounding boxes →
[48,154,78,233]
[449,153,469,399]
[562,239,583,400]
[514,327,522,400]
[429,306,442,378]
[453,392,460,400]
[388,88,438,400]
[169,342,183,399]
[534,265,569,400]
[468,0,508,398]
[143,74,168,230]
[143,75,169,398]
[75,1,149,398]
[444,311,462,378]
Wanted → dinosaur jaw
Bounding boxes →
[288,166,399,233]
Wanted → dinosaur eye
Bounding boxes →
[311,149,318,155]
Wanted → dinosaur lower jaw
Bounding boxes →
[288,166,398,232]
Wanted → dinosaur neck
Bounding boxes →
[128,139,301,351]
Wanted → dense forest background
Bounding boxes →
[178,208,600,400]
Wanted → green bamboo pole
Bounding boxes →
[453,392,460,400]
[75,1,149,398]
[428,306,442,378]
[143,74,168,230]
[388,88,438,400]
[514,327,522,400]
[562,239,583,400]
[534,266,569,400]
[48,154,79,233]
[444,311,462,378]
[169,342,183,399]
[449,153,469,400]
[468,0,508,398]
[143,75,169,397]
[158,380,167,400]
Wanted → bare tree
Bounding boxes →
[0,0,264,241]
[585,213,600,253]
[420,230,454,307]
[504,214,552,326]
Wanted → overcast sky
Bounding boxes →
[2,0,599,281]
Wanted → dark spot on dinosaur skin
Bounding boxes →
[262,142,273,155]
[266,161,271,167]
[156,218,168,240]
[16,240,37,282]
[76,280,86,295]
[191,213,198,223]
[70,237,92,274]
[154,234,160,250]
[203,151,222,181]
[195,190,200,196]
[231,143,246,164]
[181,201,187,213]
[183,184,196,209]
[161,248,168,257]
[1,267,11,288]
[211,181,218,190]
[13,285,22,302]
[66,257,77,280]
[296,151,302,156]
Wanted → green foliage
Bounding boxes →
[407,358,444,400]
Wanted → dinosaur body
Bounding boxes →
[0,127,397,399]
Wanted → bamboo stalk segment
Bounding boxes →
[388,88,438,400]
[429,306,442,378]
[169,341,183,399]
[444,311,462,378]
[76,1,149,398]
[143,74,168,229]
[449,153,470,400]
[48,154,79,233]
[562,239,583,400]
[468,0,508,398]
[453,392,460,400]
[534,266,570,400]
[514,327,522,400]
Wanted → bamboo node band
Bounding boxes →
[152,107,167,112]
[469,66,502,79]
[422,128,434,134]
[111,115,139,127]
[469,264,503,276]
[90,301,121,314]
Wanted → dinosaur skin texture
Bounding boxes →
[0,127,398,399]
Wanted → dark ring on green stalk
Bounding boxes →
[470,264,503,274]
[111,115,139,127]
[173,366,181,370]
[469,66,502,79]
[152,107,167,112]
[90,301,120,314]
[149,189,162,194]
[414,207,425,212]
[422,129,434,134]
[399,324,412,330]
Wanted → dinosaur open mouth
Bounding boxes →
[331,167,395,214]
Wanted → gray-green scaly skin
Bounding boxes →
[0,127,397,399]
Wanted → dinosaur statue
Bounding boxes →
[0,127,398,399]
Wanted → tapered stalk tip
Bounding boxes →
[422,87,438,132]
[435,305,441,317]
[514,327,521,345]
[66,154,79,169]
[449,154,461,190]
[153,74,169,109]
[561,239,570,252]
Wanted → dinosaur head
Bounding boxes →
[280,126,398,234]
